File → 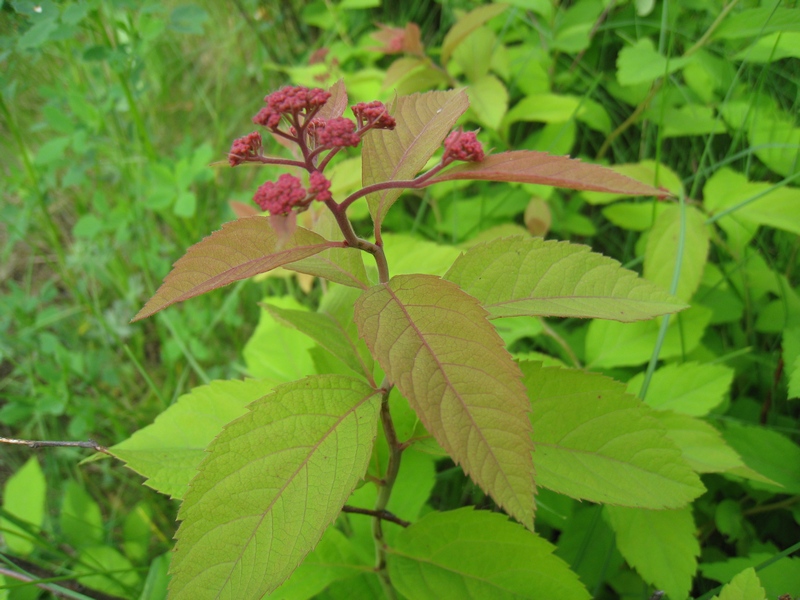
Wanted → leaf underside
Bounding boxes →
[445,236,687,322]
[522,362,705,508]
[427,151,667,196]
[354,274,536,529]
[133,218,339,321]
[169,375,381,600]
[362,89,469,228]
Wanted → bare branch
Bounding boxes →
[0,437,110,455]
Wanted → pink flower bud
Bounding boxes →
[253,174,308,215]
[316,117,360,148]
[265,86,331,114]
[352,101,396,130]
[443,130,485,163]
[228,132,262,166]
[309,171,332,202]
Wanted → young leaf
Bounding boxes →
[355,274,535,528]
[440,4,509,66]
[444,237,687,322]
[317,79,348,121]
[109,378,278,499]
[652,411,743,473]
[711,568,767,600]
[286,247,369,289]
[362,90,469,228]
[644,204,709,302]
[626,361,734,416]
[169,375,381,599]
[132,217,341,321]
[1,457,46,555]
[426,152,667,196]
[522,362,705,508]
[604,505,699,600]
[262,303,373,382]
[386,508,590,600]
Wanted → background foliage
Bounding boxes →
[1,0,799,598]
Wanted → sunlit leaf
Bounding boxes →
[711,567,767,600]
[652,411,743,473]
[582,160,683,205]
[522,362,705,508]
[387,508,590,600]
[702,555,800,600]
[1,457,46,555]
[604,505,699,600]
[427,151,666,196]
[109,379,278,499]
[445,236,687,322]
[355,274,535,528]
[644,205,709,302]
[616,38,693,86]
[133,218,341,321]
[170,375,381,599]
[626,361,734,416]
[441,4,509,66]
[362,90,469,227]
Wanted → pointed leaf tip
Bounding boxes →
[132,217,338,322]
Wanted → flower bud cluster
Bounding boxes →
[352,101,396,130]
[253,172,333,215]
[443,130,485,163]
[228,132,262,166]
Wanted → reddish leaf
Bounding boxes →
[427,151,668,197]
[318,79,348,121]
[132,218,341,321]
[362,90,470,227]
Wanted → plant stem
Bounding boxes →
[372,383,403,598]
[0,437,110,454]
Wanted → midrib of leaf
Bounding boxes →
[384,284,522,510]
[212,388,379,597]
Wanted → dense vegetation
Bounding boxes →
[1,1,799,599]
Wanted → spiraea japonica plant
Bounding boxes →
[113,80,704,599]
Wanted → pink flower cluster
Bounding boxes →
[352,101,396,130]
[316,117,360,148]
[443,130,485,163]
[252,86,332,130]
[253,172,332,215]
[228,132,262,166]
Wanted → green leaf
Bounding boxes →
[60,481,104,549]
[262,302,372,381]
[243,297,316,382]
[140,553,170,600]
[522,363,705,507]
[427,151,666,196]
[444,236,687,322]
[362,90,469,228]
[504,93,583,125]
[170,375,381,599]
[734,32,800,63]
[652,411,743,473]
[644,204,709,302]
[626,361,734,416]
[466,75,508,130]
[712,568,767,600]
[582,160,683,205]
[123,501,153,563]
[701,554,800,600]
[441,4,509,66]
[721,423,800,494]
[660,105,727,138]
[383,233,463,277]
[267,527,370,600]
[387,508,590,600]
[616,38,693,86]
[1,457,46,555]
[585,305,713,368]
[355,274,535,528]
[452,26,495,82]
[784,326,800,399]
[133,218,341,321]
[713,7,800,39]
[602,201,669,231]
[74,545,143,598]
[109,378,278,499]
[604,506,699,600]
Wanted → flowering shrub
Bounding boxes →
[117,83,700,600]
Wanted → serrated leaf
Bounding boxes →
[387,508,590,600]
[712,568,767,600]
[109,379,278,499]
[444,236,687,322]
[582,160,683,205]
[605,506,699,600]
[1,457,46,555]
[286,247,369,289]
[522,362,705,507]
[722,423,800,494]
[652,411,743,473]
[170,375,381,599]
[133,218,341,321]
[355,274,535,528]
[262,303,372,381]
[644,205,709,302]
[702,555,800,600]
[626,361,734,415]
[427,151,665,196]
[362,90,469,228]
[441,4,509,66]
